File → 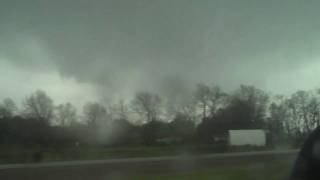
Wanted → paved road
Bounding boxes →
[0,150,299,180]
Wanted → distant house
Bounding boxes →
[228,129,266,146]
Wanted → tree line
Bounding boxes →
[1,84,319,147]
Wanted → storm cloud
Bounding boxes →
[1,0,320,105]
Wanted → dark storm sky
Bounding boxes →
[1,0,320,106]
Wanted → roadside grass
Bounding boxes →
[0,144,293,164]
[132,159,294,180]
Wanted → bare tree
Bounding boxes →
[83,102,107,127]
[113,100,130,120]
[233,85,269,126]
[131,91,162,123]
[194,83,211,119]
[170,98,198,123]
[55,102,77,126]
[285,90,320,134]
[194,84,226,119]
[0,98,17,118]
[23,90,54,123]
[208,86,227,117]
[307,97,320,128]
[83,102,114,144]
[268,101,288,142]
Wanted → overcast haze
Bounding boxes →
[1,0,320,106]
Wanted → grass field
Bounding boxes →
[0,144,283,164]
[0,146,297,180]
[132,158,294,180]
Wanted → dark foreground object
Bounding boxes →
[0,150,297,180]
[291,127,320,180]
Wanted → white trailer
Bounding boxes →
[228,129,266,146]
